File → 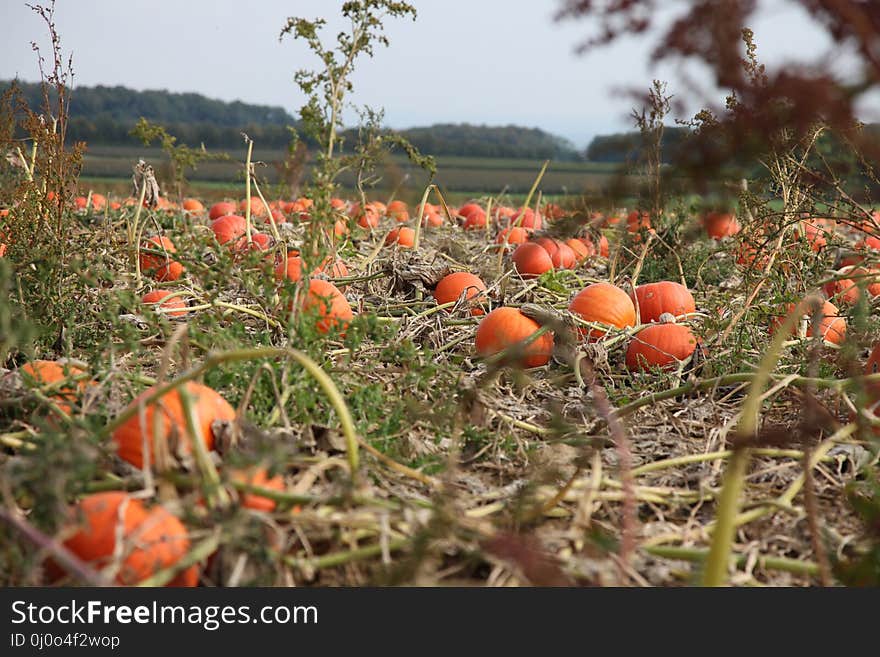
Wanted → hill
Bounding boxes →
[1,80,581,160]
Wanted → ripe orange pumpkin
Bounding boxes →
[182,198,204,214]
[208,201,236,220]
[112,382,236,469]
[211,214,248,245]
[533,237,576,269]
[511,242,553,278]
[90,193,107,211]
[275,254,304,283]
[495,226,529,251]
[627,210,651,232]
[232,232,273,256]
[509,208,542,231]
[866,343,880,375]
[568,282,636,340]
[823,277,860,306]
[59,492,194,586]
[801,218,833,252]
[775,300,847,345]
[140,235,184,282]
[475,307,554,368]
[239,196,267,217]
[433,272,488,316]
[703,211,741,239]
[301,279,353,335]
[565,238,592,261]
[19,360,88,413]
[231,467,285,512]
[385,226,415,248]
[387,200,410,223]
[142,290,188,318]
[461,204,488,230]
[633,281,696,323]
[625,320,698,371]
[353,203,381,229]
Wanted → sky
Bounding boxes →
[1,0,876,149]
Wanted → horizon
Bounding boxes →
[1,0,877,149]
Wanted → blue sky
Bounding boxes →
[1,0,874,148]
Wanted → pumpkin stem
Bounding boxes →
[658,312,676,324]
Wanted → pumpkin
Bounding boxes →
[232,232,273,255]
[633,281,696,323]
[509,208,542,231]
[211,214,248,245]
[625,317,698,371]
[511,242,553,278]
[269,208,287,225]
[182,198,204,214]
[566,238,592,261]
[776,300,846,345]
[385,226,415,248]
[533,237,576,269]
[495,226,529,251]
[352,203,380,229]
[433,272,488,316]
[627,210,651,232]
[597,234,610,257]
[239,196,267,217]
[142,290,188,318]
[275,254,304,283]
[301,279,353,335]
[209,201,236,220]
[19,360,88,413]
[231,467,285,512]
[140,235,184,282]
[568,282,636,340]
[801,218,833,252]
[421,208,444,227]
[703,211,741,239]
[475,307,554,368]
[58,492,195,586]
[387,200,410,223]
[866,343,880,375]
[112,381,236,469]
[90,193,107,211]
[823,276,860,305]
[461,206,487,230]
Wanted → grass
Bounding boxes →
[2,172,880,588]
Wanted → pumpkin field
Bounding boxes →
[2,0,880,589]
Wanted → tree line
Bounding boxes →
[1,80,582,160]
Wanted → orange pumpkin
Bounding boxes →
[385,226,415,248]
[239,196,267,217]
[275,254,304,283]
[866,343,880,375]
[387,200,410,223]
[511,242,553,278]
[568,282,636,340]
[231,467,285,512]
[627,210,651,232]
[509,208,542,231]
[775,300,847,345]
[565,238,592,262]
[301,279,353,335]
[533,237,576,269]
[433,272,488,316]
[801,218,834,252]
[625,319,698,371]
[459,203,486,229]
[495,226,529,251]
[142,290,188,318]
[633,281,696,323]
[352,203,380,229]
[232,232,273,256]
[59,492,194,586]
[140,235,184,282]
[19,360,88,413]
[703,211,741,239]
[475,307,554,368]
[211,214,248,245]
[182,198,204,214]
[112,382,236,469]
[208,201,236,220]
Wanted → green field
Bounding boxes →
[80,144,635,202]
